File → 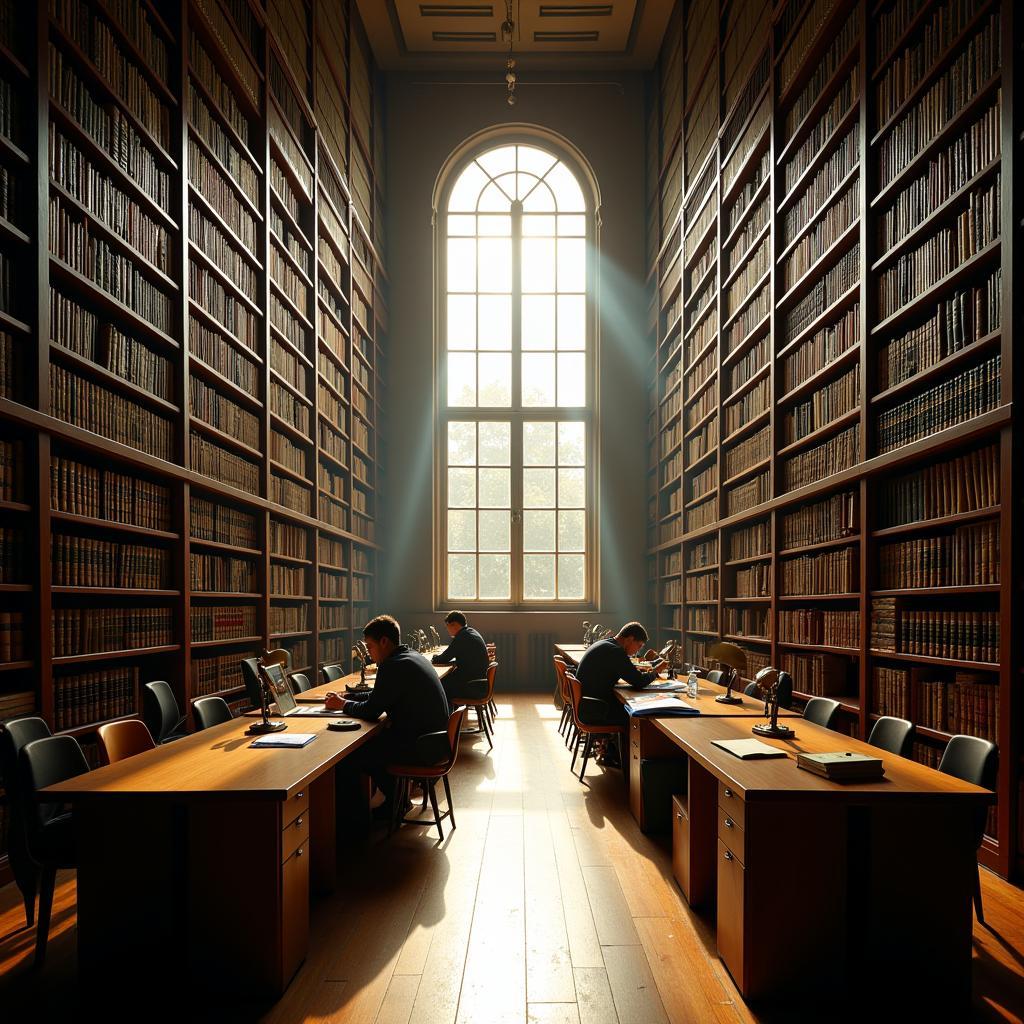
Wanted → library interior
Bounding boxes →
[0,0,1023,1020]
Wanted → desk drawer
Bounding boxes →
[717,782,745,830]
[671,795,689,894]
[285,788,310,822]
[282,807,310,863]
[718,806,745,865]
[281,841,310,984]
[716,839,745,990]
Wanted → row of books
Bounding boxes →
[782,365,859,445]
[320,570,349,599]
[189,261,259,351]
[917,672,999,742]
[723,606,769,640]
[0,437,25,502]
[781,305,858,395]
[51,455,171,530]
[783,125,858,248]
[688,463,717,504]
[187,140,258,258]
[782,245,859,347]
[52,607,172,656]
[724,424,770,479]
[782,490,857,549]
[687,537,718,570]
[53,666,137,731]
[783,423,860,491]
[190,552,256,593]
[270,603,309,635]
[783,70,858,197]
[188,35,252,162]
[729,520,769,560]
[190,315,260,394]
[734,562,771,598]
[188,88,260,208]
[51,533,168,589]
[0,332,18,400]
[192,650,251,699]
[685,496,716,534]
[872,665,912,719]
[686,606,717,633]
[724,238,770,319]
[191,496,257,548]
[781,545,857,596]
[779,608,859,648]
[271,520,308,560]
[871,596,999,661]
[684,571,716,601]
[686,417,716,465]
[777,0,836,96]
[272,430,308,477]
[191,434,259,492]
[725,471,768,516]
[781,651,850,698]
[190,375,260,449]
[272,473,312,515]
[727,336,768,398]
[275,339,309,395]
[191,605,257,643]
[0,610,25,662]
[878,520,999,589]
[320,604,350,631]
[270,563,306,595]
[0,689,34,724]
[724,378,769,436]
[189,203,259,303]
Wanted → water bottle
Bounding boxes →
[687,667,698,699]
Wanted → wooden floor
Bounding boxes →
[2,694,1023,1023]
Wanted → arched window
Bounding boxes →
[437,138,597,607]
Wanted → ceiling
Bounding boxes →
[356,1,677,71]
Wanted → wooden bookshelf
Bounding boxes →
[645,0,1019,877]
[0,0,387,883]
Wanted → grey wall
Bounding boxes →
[378,71,650,690]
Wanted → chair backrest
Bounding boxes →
[803,697,841,730]
[143,681,183,743]
[566,673,583,728]
[20,735,90,832]
[241,658,262,709]
[939,735,998,790]
[486,642,497,659]
[706,670,723,685]
[443,707,468,771]
[743,680,759,698]
[322,663,344,684]
[776,671,794,709]
[867,716,914,758]
[97,719,155,765]
[484,661,498,699]
[291,672,312,694]
[0,717,53,877]
[553,656,570,704]
[192,696,233,731]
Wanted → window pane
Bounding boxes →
[522,182,556,212]
[522,353,556,406]
[558,510,585,552]
[478,468,510,508]
[557,554,585,599]
[557,237,585,292]
[447,353,476,406]
[448,214,475,235]
[515,172,541,201]
[557,353,586,407]
[518,145,558,179]
[557,294,585,349]
[448,467,476,507]
[524,510,555,552]
[479,554,510,599]
[523,215,556,236]
[523,422,556,465]
[478,181,511,212]
[448,510,476,551]
[522,238,555,293]
[478,510,510,551]
[558,467,585,507]
[447,422,476,465]
[523,468,556,507]
[447,238,475,291]
[522,295,555,350]
[558,422,586,465]
[494,173,519,201]
[447,295,476,349]
[544,162,585,211]
[448,162,489,211]
[478,215,511,236]
[476,146,517,178]
[448,554,477,599]
[478,295,511,350]
[478,421,510,465]
[524,554,556,599]
[478,353,511,407]
[558,214,587,236]
[478,238,511,291]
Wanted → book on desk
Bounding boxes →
[624,695,699,717]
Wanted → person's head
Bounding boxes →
[363,614,401,663]
[615,622,649,657]
[444,610,467,638]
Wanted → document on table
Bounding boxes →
[249,733,317,748]
[624,695,700,717]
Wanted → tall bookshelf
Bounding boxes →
[0,0,388,883]
[646,0,1020,877]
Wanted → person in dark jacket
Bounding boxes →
[575,622,664,740]
[325,614,450,816]
[431,611,490,704]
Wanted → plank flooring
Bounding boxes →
[1,694,1023,1022]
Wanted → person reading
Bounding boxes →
[574,622,663,764]
[325,615,450,818]
[430,610,490,705]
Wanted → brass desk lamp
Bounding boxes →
[750,666,795,739]
[709,640,746,704]
[246,648,290,735]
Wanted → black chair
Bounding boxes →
[142,680,187,744]
[742,675,793,708]
[241,657,262,709]
[867,716,914,758]
[939,735,998,924]
[0,717,52,928]
[20,735,90,966]
[322,664,344,684]
[192,696,233,731]
[706,670,723,685]
[291,672,312,694]
[743,680,759,698]
[802,697,841,729]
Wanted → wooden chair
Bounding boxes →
[386,708,467,840]
[553,656,577,748]
[192,696,233,731]
[451,662,498,750]
[566,673,625,782]
[485,642,497,721]
[97,719,156,765]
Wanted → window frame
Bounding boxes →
[432,128,602,611]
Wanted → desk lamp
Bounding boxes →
[709,641,746,705]
[750,666,796,740]
[246,649,290,735]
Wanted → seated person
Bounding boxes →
[575,621,663,736]
[325,614,451,818]
[430,610,490,704]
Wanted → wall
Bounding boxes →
[379,71,650,691]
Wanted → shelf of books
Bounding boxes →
[0,0,388,883]
[645,0,1018,875]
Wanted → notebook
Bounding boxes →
[796,751,885,780]
[710,738,788,760]
[624,695,699,717]
[249,733,317,749]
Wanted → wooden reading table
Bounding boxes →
[42,665,451,998]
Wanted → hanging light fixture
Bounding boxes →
[501,0,517,106]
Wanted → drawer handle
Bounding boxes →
[676,813,682,822]
[296,817,304,827]
[724,818,734,829]
[723,787,733,798]
[297,791,304,799]
[296,847,304,857]
[724,850,733,862]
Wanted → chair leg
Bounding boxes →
[615,733,626,778]
[428,780,444,841]
[570,730,584,772]
[34,864,57,969]
[388,777,407,837]
[420,778,429,812]
[579,734,593,782]
[18,875,37,929]
[489,698,497,718]
[973,860,984,924]
[481,707,494,750]
[558,704,569,736]
[442,773,456,830]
